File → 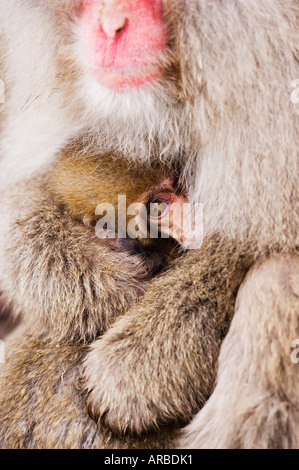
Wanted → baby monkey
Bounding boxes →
[49,146,188,279]
[0,146,189,449]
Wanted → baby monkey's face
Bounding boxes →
[49,149,188,276]
[127,178,187,244]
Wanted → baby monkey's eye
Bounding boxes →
[148,195,172,219]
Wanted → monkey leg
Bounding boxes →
[0,333,178,449]
[83,237,252,435]
[179,253,299,449]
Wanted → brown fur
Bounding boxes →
[84,235,254,435]
[0,0,298,449]
[0,295,19,340]
[0,176,148,342]
[0,175,251,447]
[0,333,178,449]
[180,254,299,448]
[0,151,185,448]
[49,147,170,225]
[49,146,183,269]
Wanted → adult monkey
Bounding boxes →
[0,0,298,448]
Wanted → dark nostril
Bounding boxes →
[115,19,127,35]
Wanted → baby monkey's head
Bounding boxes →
[49,146,188,278]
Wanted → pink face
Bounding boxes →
[80,0,166,91]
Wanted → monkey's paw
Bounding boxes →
[83,328,188,436]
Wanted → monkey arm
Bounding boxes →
[179,254,299,449]
[83,237,252,435]
[0,178,146,342]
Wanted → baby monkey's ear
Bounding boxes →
[83,215,98,228]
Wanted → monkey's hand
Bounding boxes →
[84,239,249,435]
